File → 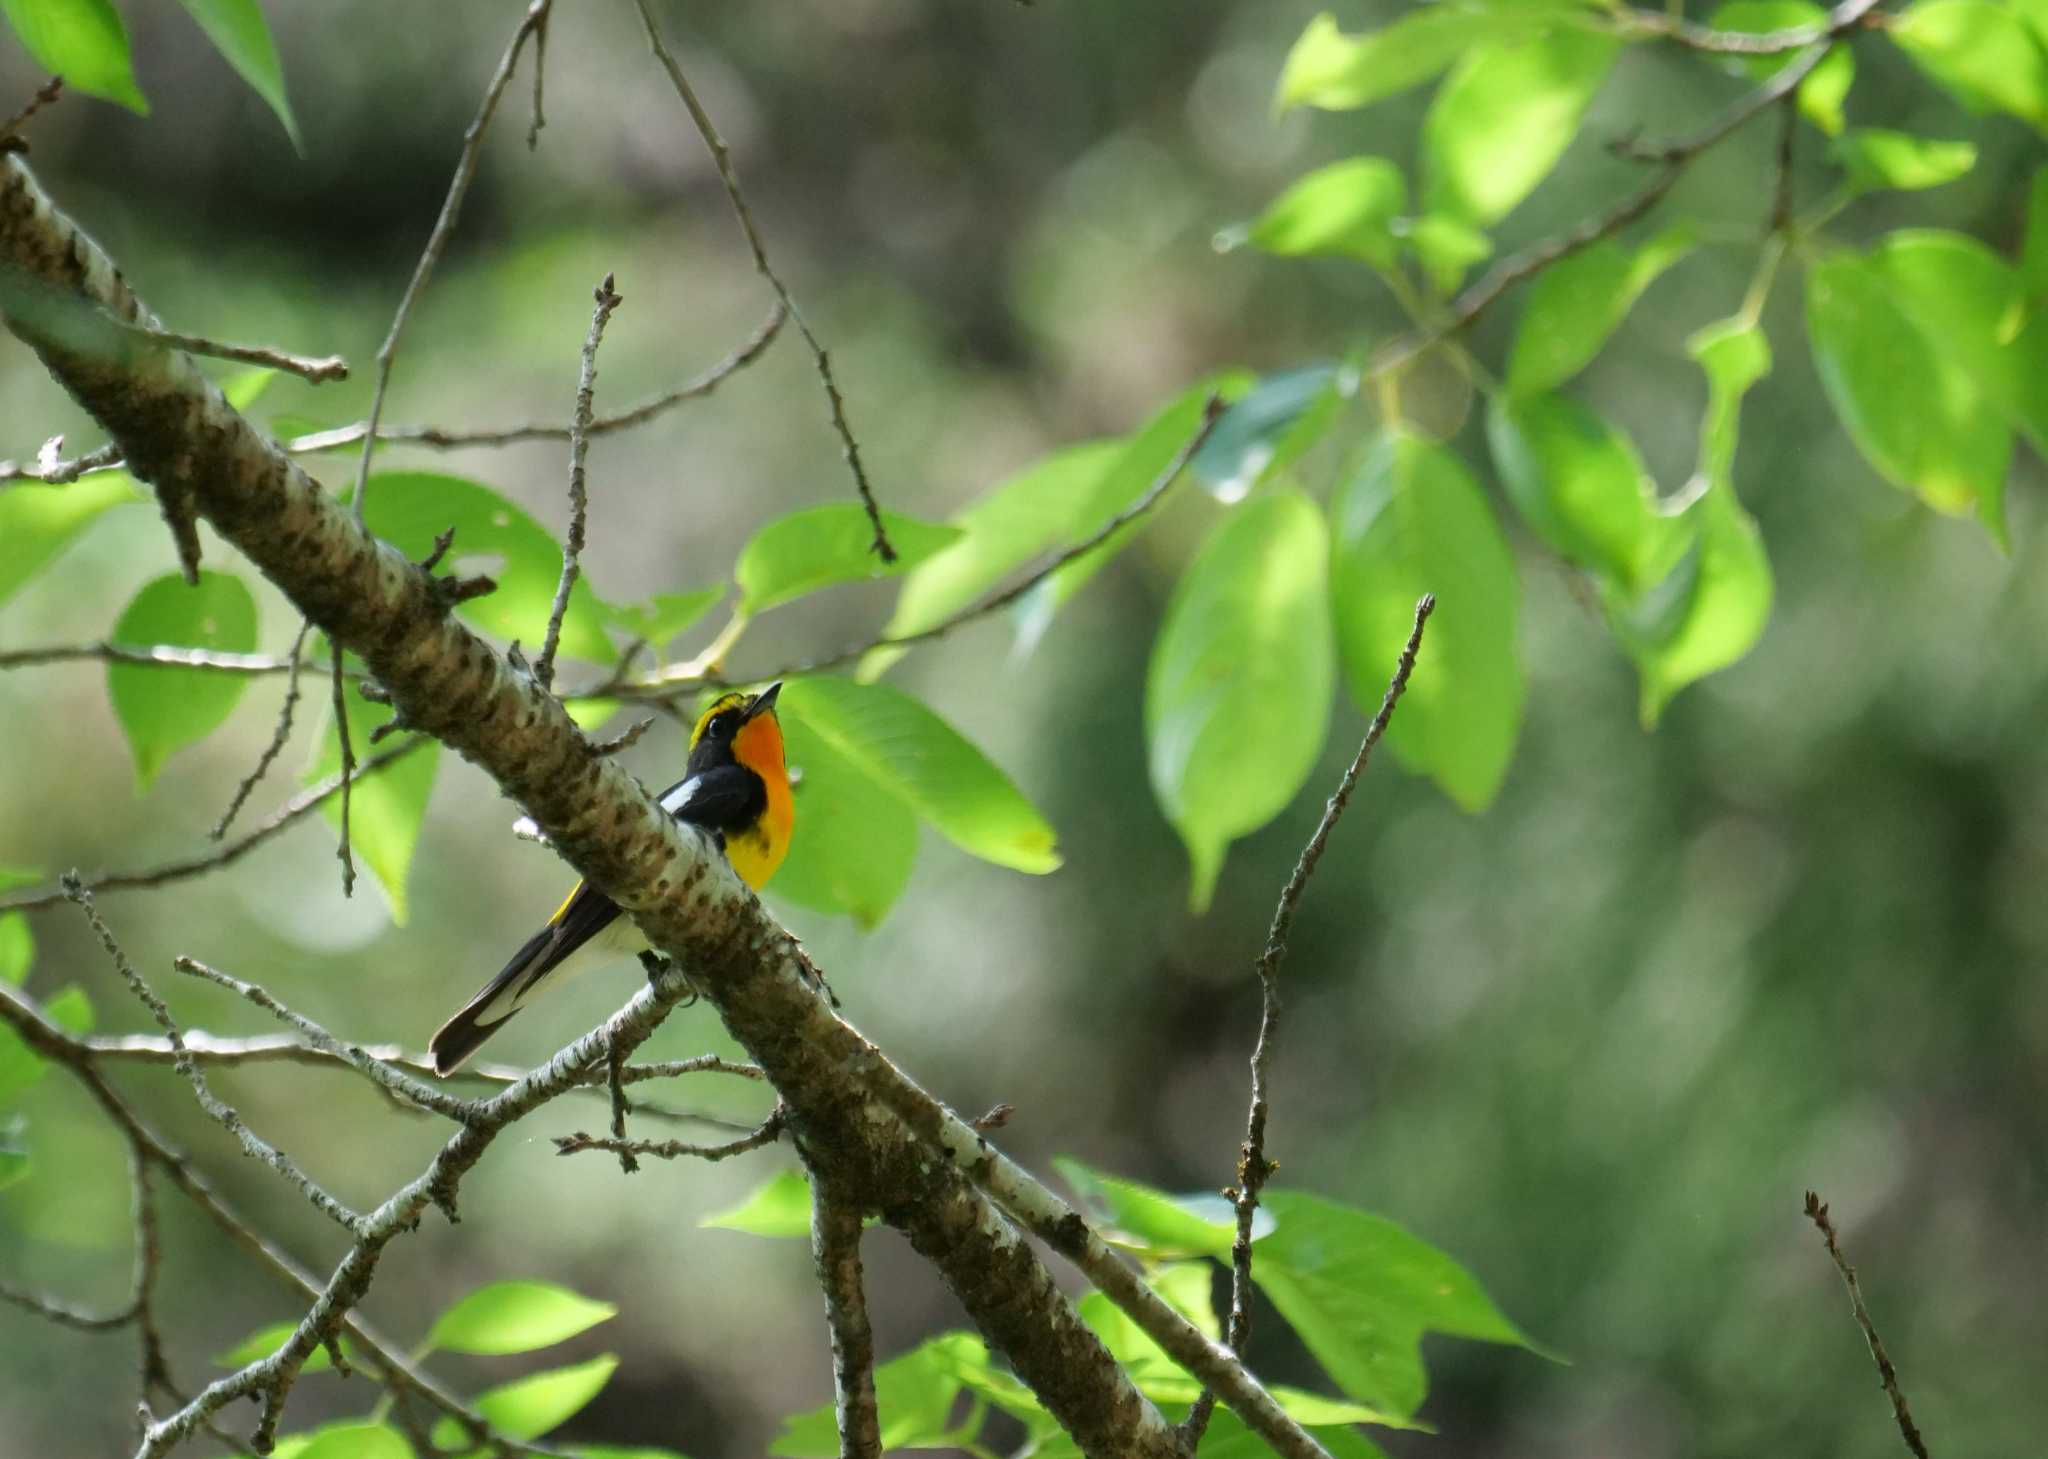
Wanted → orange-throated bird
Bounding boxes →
[429,682,793,1074]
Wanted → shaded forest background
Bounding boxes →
[2,2,2044,1456]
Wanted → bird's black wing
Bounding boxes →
[659,763,767,835]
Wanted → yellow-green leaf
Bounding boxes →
[179,0,300,150]
[426,1281,617,1357]
[431,1356,619,1450]
[699,1168,812,1239]
[108,571,260,789]
[0,0,147,112]
[769,710,918,928]
[0,470,145,611]
[310,658,442,923]
[1505,226,1694,397]
[734,506,963,615]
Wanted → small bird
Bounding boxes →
[429,682,794,1075]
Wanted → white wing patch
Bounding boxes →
[660,776,706,816]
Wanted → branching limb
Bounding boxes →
[537,274,622,692]
[1804,1192,1929,1459]
[1182,595,1434,1448]
[630,0,895,562]
[64,879,367,1236]
[213,619,312,839]
[553,1108,786,1162]
[0,736,428,913]
[347,0,555,527]
[812,1185,881,1459]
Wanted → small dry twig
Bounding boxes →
[329,649,356,897]
[0,77,63,150]
[537,273,622,691]
[1804,1191,1930,1459]
[553,1108,786,1163]
[122,321,346,383]
[212,619,312,839]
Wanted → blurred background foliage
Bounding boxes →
[2,1,2046,1456]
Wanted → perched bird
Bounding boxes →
[429,682,793,1074]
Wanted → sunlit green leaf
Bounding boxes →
[296,1423,411,1459]
[356,472,616,666]
[1184,1407,1394,1459]
[1252,1189,1541,1421]
[1505,226,1693,397]
[427,1281,617,1357]
[1422,24,1619,226]
[1806,249,2011,534]
[778,677,1059,874]
[734,506,963,615]
[768,709,919,928]
[1486,393,1683,596]
[599,589,722,653]
[431,1355,619,1449]
[1150,1261,1221,1341]
[220,366,279,412]
[108,570,259,789]
[770,1334,985,1457]
[44,985,92,1035]
[1055,1157,1244,1260]
[1832,129,1977,193]
[862,441,1122,682]
[0,911,32,985]
[1013,376,1251,653]
[1711,2,1855,134]
[214,1321,334,1374]
[699,1168,811,1238]
[310,657,442,923]
[1146,491,1333,912]
[1891,0,2048,132]
[1405,213,1493,295]
[1330,435,1521,812]
[1622,321,1775,725]
[179,0,300,149]
[1276,7,1543,112]
[1192,365,1351,505]
[1245,158,1407,270]
[0,0,147,112]
[0,471,146,611]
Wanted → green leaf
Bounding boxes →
[770,1335,984,1457]
[1832,129,1977,193]
[1192,365,1352,505]
[599,589,722,652]
[1013,376,1252,654]
[1623,321,1775,725]
[1186,1407,1394,1459]
[309,658,442,923]
[213,1321,334,1374]
[431,1355,619,1449]
[1145,491,1334,912]
[357,472,616,666]
[574,1448,693,1459]
[1276,8,1495,112]
[1805,249,2012,534]
[699,1168,812,1238]
[1485,393,1683,596]
[1505,225,1694,397]
[1891,0,2048,131]
[1151,1261,1221,1341]
[0,471,145,612]
[0,0,147,112]
[427,1281,618,1357]
[1252,1189,1540,1421]
[768,707,919,928]
[1422,24,1619,226]
[0,911,32,985]
[778,678,1060,875]
[734,506,963,615]
[1710,2,1855,134]
[862,441,1123,681]
[1405,213,1493,296]
[1054,1158,1243,1260]
[178,0,299,149]
[1330,435,1522,812]
[107,570,260,789]
[221,366,279,412]
[296,1424,411,1459]
[1245,159,1407,270]
[45,984,93,1035]
[2022,168,2048,303]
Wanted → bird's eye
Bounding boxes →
[709,713,732,739]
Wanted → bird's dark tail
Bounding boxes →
[429,923,555,1075]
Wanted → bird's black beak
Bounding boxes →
[744,682,783,721]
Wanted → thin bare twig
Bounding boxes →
[1180,594,1434,1447]
[122,322,345,384]
[526,1,550,150]
[812,1185,881,1459]
[553,1109,786,1162]
[63,879,366,1236]
[212,619,312,839]
[348,0,555,527]
[329,650,356,897]
[0,642,307,674]
[0,77,62,148]
[538,274,622,691]
[631,0,896,562]
[1804,1192,1930,1459]
[1617,1,1885,52]
[608,393,1228,701]
[0,736,430,913]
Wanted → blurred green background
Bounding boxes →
[3,2,2045,1456]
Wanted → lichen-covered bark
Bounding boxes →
[0,155,1191,1459]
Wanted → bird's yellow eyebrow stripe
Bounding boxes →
[548,882,582,924]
